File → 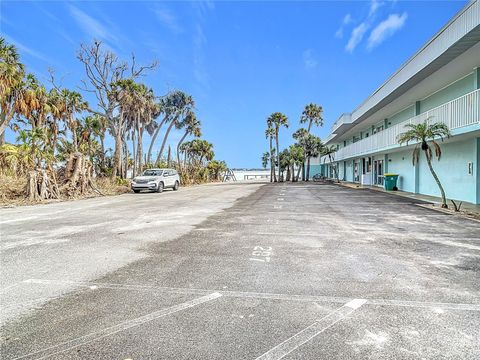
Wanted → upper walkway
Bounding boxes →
[322,89,480,163]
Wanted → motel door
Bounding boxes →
[373,159,384,186]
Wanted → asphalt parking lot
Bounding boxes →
[1,182,479,359]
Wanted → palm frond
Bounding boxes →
[432,140,442,161]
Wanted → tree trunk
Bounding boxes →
[123,134,129,179]
[291,164,295,182]
[136,120,143,174]
[269,137,274,183]
[147,116,167,164]
[285,166,290,183]
[424,149,448,208]
[71,119,78,153]
[306,157,311,181]
[26,170,39,201]
[112,130,123,178]
[131,129,136,178]
[177,131,188,172]
[276,129,281,182]
[167,145,171,167]
[296,163,302,181]
[301,162,305,181]
[156,117,177,165]
[0,112,9,145]
[100,136,105,168]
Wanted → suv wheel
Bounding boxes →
[156,182,164,193]
[173,181,179,191]
[133,189,140,193]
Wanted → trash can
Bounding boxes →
[384,174,399,191]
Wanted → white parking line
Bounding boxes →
[277,198,284,201]
[254,299,367,360]
[13,292,222,360]
[23,279,480,311]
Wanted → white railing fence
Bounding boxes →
[325,89,480,163]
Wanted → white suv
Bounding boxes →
[131,168,180,193]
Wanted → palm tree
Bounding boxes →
[265,126,277,182]
[146,93,175,165]
[110,79,136,177]
[398,121,451,208]
[0,38,25,145]
[322,145,339,182]
[300,103,323,132]
[279,148,291,181]
[304,134,323,181]
[60,89,88,152]
[261,151,270,169]
[289,144,305,182]
[298,104,323,180]
[155,91,194,165]
[293,128,309,181]
[130,83,154,174]
[176,110,201,171]
[267,112,288,182]
[207,160,227,181]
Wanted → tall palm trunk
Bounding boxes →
[136,121,143,174]
[131,128,136,178]
[424,150,448,208]
[146,116,167,165]
[276,128,281,182]
[167,145,171,167]
[123,141,128,179]
[268,136,274,182]
[100,136,105,168]
[328,154,339,182]
[306,156,311,181]
[113,129,122,178]
[177,131,188,172]
[0,112,8,145]
[156,116,177,165]
[296,162,302,181]
[291,164,295,182]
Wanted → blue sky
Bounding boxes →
[1,0,467,168]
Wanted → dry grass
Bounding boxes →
[0,174,130,207]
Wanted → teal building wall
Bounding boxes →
[417,138,477,202]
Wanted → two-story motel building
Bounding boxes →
[312,0,480,205]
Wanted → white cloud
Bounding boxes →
[154,7,183,34]
[335,13,353,39]
[369,0,384,17]
[68,5,118,45]
[346,23,368,53]
[302,49,318,70]
[367,12,408,49]
[343,13,353,25]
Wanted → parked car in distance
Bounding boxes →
[131,168,180,193]
[312,174,324,182]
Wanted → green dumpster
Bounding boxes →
[384,174,399,191]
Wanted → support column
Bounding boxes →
[476,137,480,204]
[474,67,480,90]
[415,101,421,116]
[384,154,388,173]
[414,160,420,194]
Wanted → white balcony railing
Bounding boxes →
[324,89,480,163]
